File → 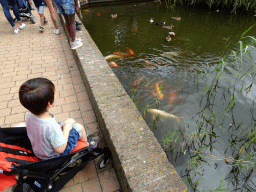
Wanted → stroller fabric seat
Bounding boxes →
[0,127,110,192]
[0,127,39,191]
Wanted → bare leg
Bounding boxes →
[74,123,88,143]
[39,14,44,26]
[62,13,70,36]
[44,0,58,29]
[63,13,76,42]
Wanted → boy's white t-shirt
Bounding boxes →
[25,112,66,160]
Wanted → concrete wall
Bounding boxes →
[59,13,188,192]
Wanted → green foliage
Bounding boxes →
[165,0,256,13]
[161,23,256,191]
[131,89,138,107]
[161,126,180,150]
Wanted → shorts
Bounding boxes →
[54,0,75,15]
[37,5,45,14]
[59,122,82,156]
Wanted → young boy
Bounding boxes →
[19,78,96,160]
[32,0,48,32]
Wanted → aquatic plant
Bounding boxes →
[161,23,256,191]
[190,25,256,190]
[131,89,138,107]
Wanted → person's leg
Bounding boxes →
[0,0,16,28]
[44,0,58,30]
[74,124,97,149]
[8,0,25,29]
[40,14,44,25]
[62,0,82,49]
[39,14,44,31]
[62,13,71,36]
[66,13,76,42]
[74,123,88,143]
[37,6,45,31]
[44,15,48,24]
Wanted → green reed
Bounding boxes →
[131,89,138,107]
[160,23,256,191]
[165,0,256,13]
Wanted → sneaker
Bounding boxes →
[70,38,81,42]
[76,21,82,25]
[44,20,48,25]
[53,29,60,35]
[13,27,19,34]
[18,23,26,30]
[76,25,81,31]
[31,7,36,10]
[87,137,97,149]
[39,26,44,32]
[70,40,83,49]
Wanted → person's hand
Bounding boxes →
[75,5,80,14]
[65,118,76,124]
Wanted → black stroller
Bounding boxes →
[0,127,111,192]
[15,0,36,23]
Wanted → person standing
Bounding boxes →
[44,0,60,34]
[32,0,48,32]
[0,0,26,33]
[53,0,82,49]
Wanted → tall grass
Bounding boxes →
[161,24,256,191]
[164,0,256,13]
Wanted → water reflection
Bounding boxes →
[82,2,256,191]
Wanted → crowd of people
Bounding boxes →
[0,0,84,49]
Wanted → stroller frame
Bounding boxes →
[15,0,36,23]
[0,127,111,192]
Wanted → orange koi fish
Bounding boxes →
[145,60,152,67]
[109,61,118,68]
[132,76,144,86]
[154,82,164,100]
[127,48,135,55]
[169,91,176,105]
[113,52,130,57]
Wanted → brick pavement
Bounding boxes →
[0,5,120,192]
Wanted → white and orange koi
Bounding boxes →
[105,54,121,61]
[147,109,183,123]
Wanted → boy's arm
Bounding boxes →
[54,123,72,153]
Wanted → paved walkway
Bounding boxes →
[0,5,120,192]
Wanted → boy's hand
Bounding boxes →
[65,118,76,124]
[63,122,72,132]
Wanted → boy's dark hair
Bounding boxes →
[19,78,55,115]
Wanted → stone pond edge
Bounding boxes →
[59,13,188,192]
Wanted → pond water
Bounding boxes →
[81,2,256,191]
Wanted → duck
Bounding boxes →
[110,14,117,19]
[162,25,174,30]
[156,20,165,26]
[149,18,154,23]
[166,35,171,42]
[168,31,175,36]
[172,17,181,21]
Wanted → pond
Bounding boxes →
[81,2,256,191]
